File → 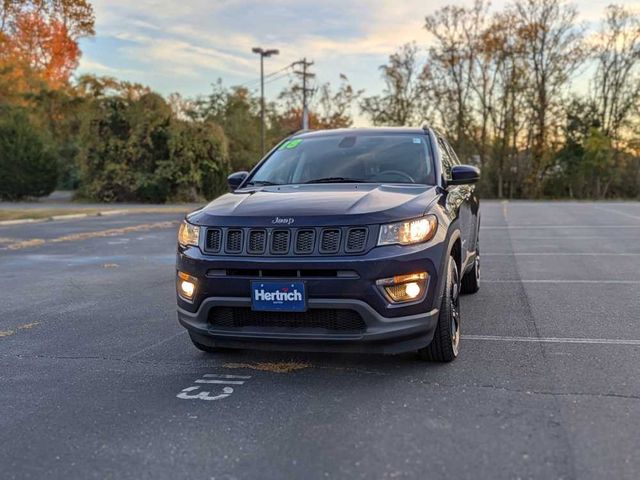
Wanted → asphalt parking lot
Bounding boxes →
[1,200,639,480]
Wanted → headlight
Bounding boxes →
[178,220,200,247]
[378,215,437,246]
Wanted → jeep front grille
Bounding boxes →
[206,229,222,252]
[320,229,340,253]
[225,229,243,253]
[271,230,290,254]
[295,230,315,254]
[346,228,368,252]
[202,226,373,256]
[247,230,266,254]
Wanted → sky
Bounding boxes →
[78,0,637,121]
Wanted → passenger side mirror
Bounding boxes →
[449,165,480,186]
[227,171,249,191]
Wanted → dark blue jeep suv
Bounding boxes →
[176,127,480,362]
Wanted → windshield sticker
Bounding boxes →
[280,139,302,150]
[413,138,422,144]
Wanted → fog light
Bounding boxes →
[376,272,428,303]
[404,282,421,299]
[180,280,195,298]
[177,271,197,300]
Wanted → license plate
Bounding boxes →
[251,280,306,312]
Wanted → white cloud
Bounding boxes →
[84,0,640,99]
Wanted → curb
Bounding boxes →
[0,209,131,226]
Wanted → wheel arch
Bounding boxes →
[435,222,462,302]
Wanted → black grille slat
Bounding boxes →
[209,307,366,332]
[248,230,266,254]
[225,229,243,253]
[271,230,290,254]
[295,230,315,254]
[346,228,367,252]
[320,229,340,253]
[206,229,222,252]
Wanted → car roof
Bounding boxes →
[292,127,429,139]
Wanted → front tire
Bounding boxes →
[461,243,480,294]
[418,255,461,362]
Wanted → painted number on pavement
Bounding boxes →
[176,373,251,401]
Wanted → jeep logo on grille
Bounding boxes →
[272,216,295,225]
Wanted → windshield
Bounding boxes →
[246,133,435,186]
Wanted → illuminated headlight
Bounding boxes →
[178,220,200,247]
[376,272,428,303]
[177,271,197,300]
[378,215,437,246]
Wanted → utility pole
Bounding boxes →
[292,58,315,130]
[252,47,279,156]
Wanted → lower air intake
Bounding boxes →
[208,307,366,332]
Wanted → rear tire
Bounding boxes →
[461,243,480,294]
[189,332,219,353]
[418,255,461,362]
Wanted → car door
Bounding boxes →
[444,139,478,263]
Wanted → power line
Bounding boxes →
[263,71,293,86]
[240,63,293,89]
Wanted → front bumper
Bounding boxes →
[176,235,449,354]
[178,297,439,354]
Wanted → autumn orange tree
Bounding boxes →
[0,0,94,90]
[0,0,94,196]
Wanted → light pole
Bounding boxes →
[252,47,279,156]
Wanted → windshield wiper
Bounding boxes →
[245,180,281,186]
[304,177,367,184]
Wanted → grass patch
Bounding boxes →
[223,361,311,373]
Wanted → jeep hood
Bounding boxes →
[188,184,439,227]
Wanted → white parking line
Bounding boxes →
[481,235,638,240]
[483,253,640,256]
[464,335,640,346]
[484,279,640,284]
[591,205,640,221]
[482,225,640,229]
[203,374,251,379]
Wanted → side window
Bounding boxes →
[437,137,453,181]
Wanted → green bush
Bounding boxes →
[77,92,230,203]
[0,106,58,200]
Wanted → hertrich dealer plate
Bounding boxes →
[251,281,307,312]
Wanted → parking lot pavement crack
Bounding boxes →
[126,331,187,360]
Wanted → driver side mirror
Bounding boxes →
[449,165,480,186]
[227,171,248,191]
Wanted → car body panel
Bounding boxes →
[187,184,440,227]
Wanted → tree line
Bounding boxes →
[361,0,640,199]
[0,0,639,202]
